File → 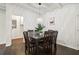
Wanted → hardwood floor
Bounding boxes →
[0,44,6,55]
[56,45,79,55]
[0,38,79,55]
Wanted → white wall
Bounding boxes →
[42,5,78,50]
[5,4,38,46]
[0,9,6,44]
[75,6,79,50]
[23,10,38,31]
[3,3,79,50]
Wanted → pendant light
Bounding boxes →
[37,3,43,24]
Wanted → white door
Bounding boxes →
[11,15,24,39]
[76,15,79,49]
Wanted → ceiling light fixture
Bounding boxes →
[39,3,41,5]
[37,3,43,24]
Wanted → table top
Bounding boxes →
[30,35,44,39]
[28,32,44,39]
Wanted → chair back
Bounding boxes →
[44,31,52,47]
[52,31,58,44]
[23,31,28,42]
[23,31,36,54]
[48,30,58,44]
[43,30,58,54]
[23,31,30,47]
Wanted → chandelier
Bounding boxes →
[37,3,43,24]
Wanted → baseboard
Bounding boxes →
[5,37,24,47]
[6,42,11,47]
[12,38,23,40]
[76,46,79,50]
[57,40,78,50]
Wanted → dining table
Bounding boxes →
[30,34,44,54]
[24,30,58,55]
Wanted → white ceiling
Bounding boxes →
[15,3,63,14]
[0,3,79,14]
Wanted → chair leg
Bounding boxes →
[25,49,27,54]
[49,45,52,55]
[54,44,57,55]
[25,45,27,55]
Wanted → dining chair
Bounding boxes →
[43,31,52,54]
[43,30,58,55]
[23,31,28,54]
[23,31,36,55]
[52,31,58,55]
[48,30,58,54]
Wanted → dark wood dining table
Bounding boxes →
[30,35,44,54]
[24,30,58,55]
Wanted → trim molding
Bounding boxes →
[57,40,79,50]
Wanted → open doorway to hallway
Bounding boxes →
[11,15,24,41]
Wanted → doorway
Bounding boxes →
[11,15,24,39]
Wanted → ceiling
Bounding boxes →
[0,3,79,14]
[17,3,63,14]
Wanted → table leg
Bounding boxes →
[36,40,39,55]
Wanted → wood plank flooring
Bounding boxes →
[0,38,79,55]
